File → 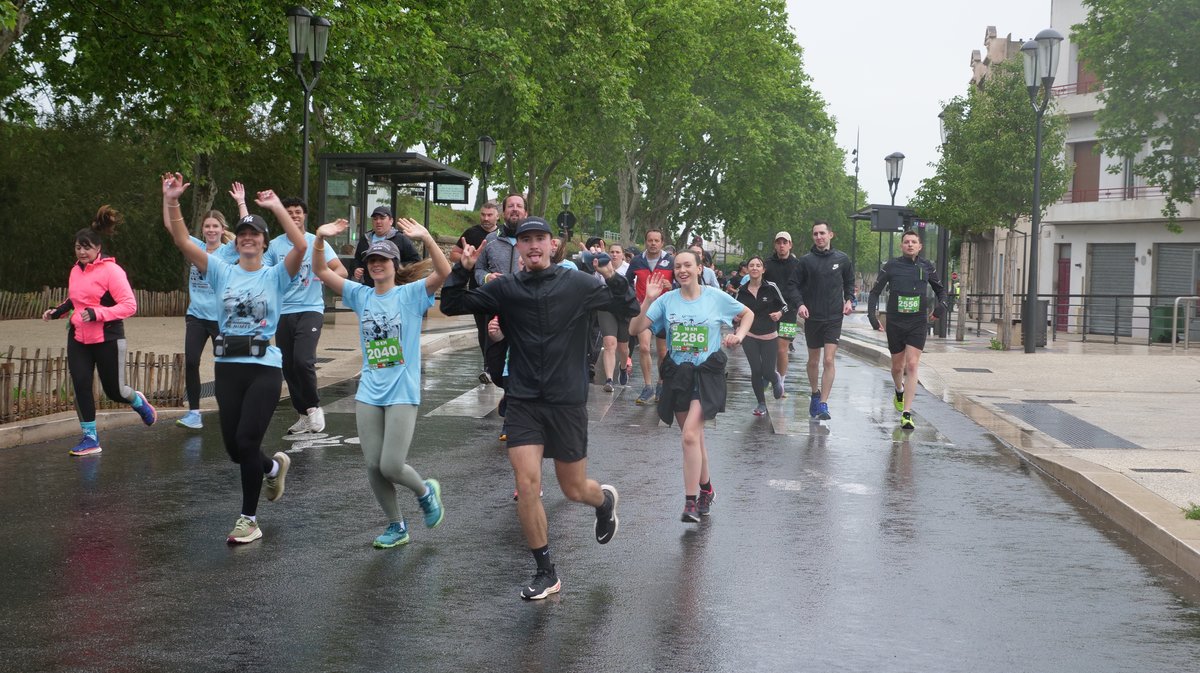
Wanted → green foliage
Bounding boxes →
[1075,0,1200,231]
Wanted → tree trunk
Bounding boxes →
[999,225,1019,349]
[616,150,642,246]
[191,152,218,234]
[0,1,30,60]
[955,238,970,341]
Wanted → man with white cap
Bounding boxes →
[763,230,802,396]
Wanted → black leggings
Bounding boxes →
[184,315,219,410]
[68,338,135,422]
[741,336,778,405]
[277,311,323,415]
[214,362,282,517]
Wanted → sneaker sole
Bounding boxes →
[227,528,263,544]
[681,512,701,523]
[176,419,203,429]
[521,579,562,600]
[373,535,411,549]
[424,479,444,529]
[596,485,619,544]
[69,447,102,456]
[267,452,290,502]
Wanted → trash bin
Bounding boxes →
[1150,305,1180,343]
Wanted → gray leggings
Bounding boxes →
[355,402,426,522]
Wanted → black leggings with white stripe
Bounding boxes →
[68,338,136,423]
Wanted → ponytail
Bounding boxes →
[395,259,432,286]
[75,204,121,249]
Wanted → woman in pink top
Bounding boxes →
[42,206,157,456]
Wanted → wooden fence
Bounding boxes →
[0,346,185,424]
[0,288,189,320]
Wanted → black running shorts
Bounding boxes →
[503,398,588,462]
[885,316,927,354]
[803,318,843,348]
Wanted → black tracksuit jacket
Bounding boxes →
[796,246,854,321]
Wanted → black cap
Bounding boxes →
[361,239,401,261]
[514,216,553,238]
[371,205,392,218]
[235,215,268,234]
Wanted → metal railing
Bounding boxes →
[1050,80,1103,97]
[962,293,1200,346]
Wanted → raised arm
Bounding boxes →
[629,274,669,335]
[255,190,307,277]
[229,182,250,218]
[313,219,350,296]
[396,218,450,295]
[162,172,208,273]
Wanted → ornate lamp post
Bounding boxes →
[884,151,905,258]
[477,135,496,207]
[1020,28,1064,353]
[593,203,603,237]
[286,6,331,204]
[557,178,576,238]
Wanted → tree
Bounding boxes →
[1075,0,1200,231]
[911,59,1069,349]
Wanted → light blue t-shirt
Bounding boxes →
[204,255,295,368]
[342,280,434,406]
[186,237,240,320]
[265,232,332,314]
[647,286,744,365]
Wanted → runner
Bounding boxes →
[311,218,449,549]
[734,256,788,416]
[440,216,635,600]
[582,237,620,392]
[629,250,753,522]
[608,242,633,386]
[867,230,947,430]
[174,187,241,430]
[43,205,157,456]
[268,198,348,436]
[625,228,674,405]
[763,231,802,396]
[162,172,304,544]
[796,220,855,421]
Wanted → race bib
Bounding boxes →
[896,294,921,314]
[366,337,404,368]
[778,322,797,338]
[670,324,710,353]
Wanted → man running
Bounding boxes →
[867,230,947,430]
[763,231,802,396]
[796,220,854,420]
[440,216,637,600]
[625,228,674,405]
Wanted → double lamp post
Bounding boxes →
[285,6,331,205]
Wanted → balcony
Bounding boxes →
[1048,186,1200,225]
[1051,80,1103,97]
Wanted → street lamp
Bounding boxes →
[884,151,905,258]
[1020,27,1064,353]
[477,135,496,207]
[593,203,603,237]
[286,6,331,204]
[560,177,573,209]
[556,178,576,238]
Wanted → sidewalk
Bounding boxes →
[837,312,1200,581]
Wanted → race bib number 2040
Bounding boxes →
[366,337,404,368]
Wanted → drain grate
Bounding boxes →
[997,402,1142,449]
[1130,468,1189,474]
[324,348,356,352]
[954,368,993,373]
[315,357,334,364]
[1023,399,1075,404]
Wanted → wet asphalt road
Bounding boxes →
[4,348,1200,673]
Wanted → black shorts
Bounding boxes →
[671,380,702,414]
[803,318,842,348]
[597,311,630,344]
[503,398,588,462]
[885,316,927,354]
[779,309,799,342]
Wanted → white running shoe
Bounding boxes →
[286,415,310,435]
[306,406,326,433]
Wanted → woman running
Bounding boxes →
[43,206,158,456]
[629,250,752,523]
[174,185,243,430]
[734,255,788,416]
[162,172,305,544]
[311,217,449,548]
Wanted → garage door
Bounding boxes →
[1155,243,1200,336]
[1086,243,1134,337]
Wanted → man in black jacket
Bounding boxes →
[796,221,855,420]
[440,216,637,601]
[349,206,421,286]
[764,231,802,395]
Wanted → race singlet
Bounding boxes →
[366,337,404,368]
[896,294,921,314]
[670,324,710,353]
[778,322,798,338]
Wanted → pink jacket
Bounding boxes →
[56,256,138,344]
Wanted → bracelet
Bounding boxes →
[170,217,185,225]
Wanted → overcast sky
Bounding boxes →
[786,0,1053,207]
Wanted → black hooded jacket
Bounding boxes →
[796,245,854,321]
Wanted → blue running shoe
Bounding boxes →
[816,402,831,421]
[68,435,102,456]
[176,410,203,429]
[635,385,654,405]
[133,391,157,426]
[373,521,410,548]
[809,392,821,417]
[419,479,444,528]
[618,364,629,386]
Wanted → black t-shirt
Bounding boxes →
[459,224,497,250]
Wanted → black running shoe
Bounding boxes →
[595,485,619,544]
[697,487,714,516]
[521,567,561,600]
[681,500,701,523]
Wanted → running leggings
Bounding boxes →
[277,311,323,415]
[68,338,136,423]
[741,336,778,405]
[355,402,425,522]
[214,362,282,517]
[183,315,219,410]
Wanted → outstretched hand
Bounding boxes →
[645,274,670,302]
[396,217,430,242]
[254,189,281,210]
[162,172,190,202]
[459,237,485,270]
[229,182,245,204]
[316,219,349,239]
